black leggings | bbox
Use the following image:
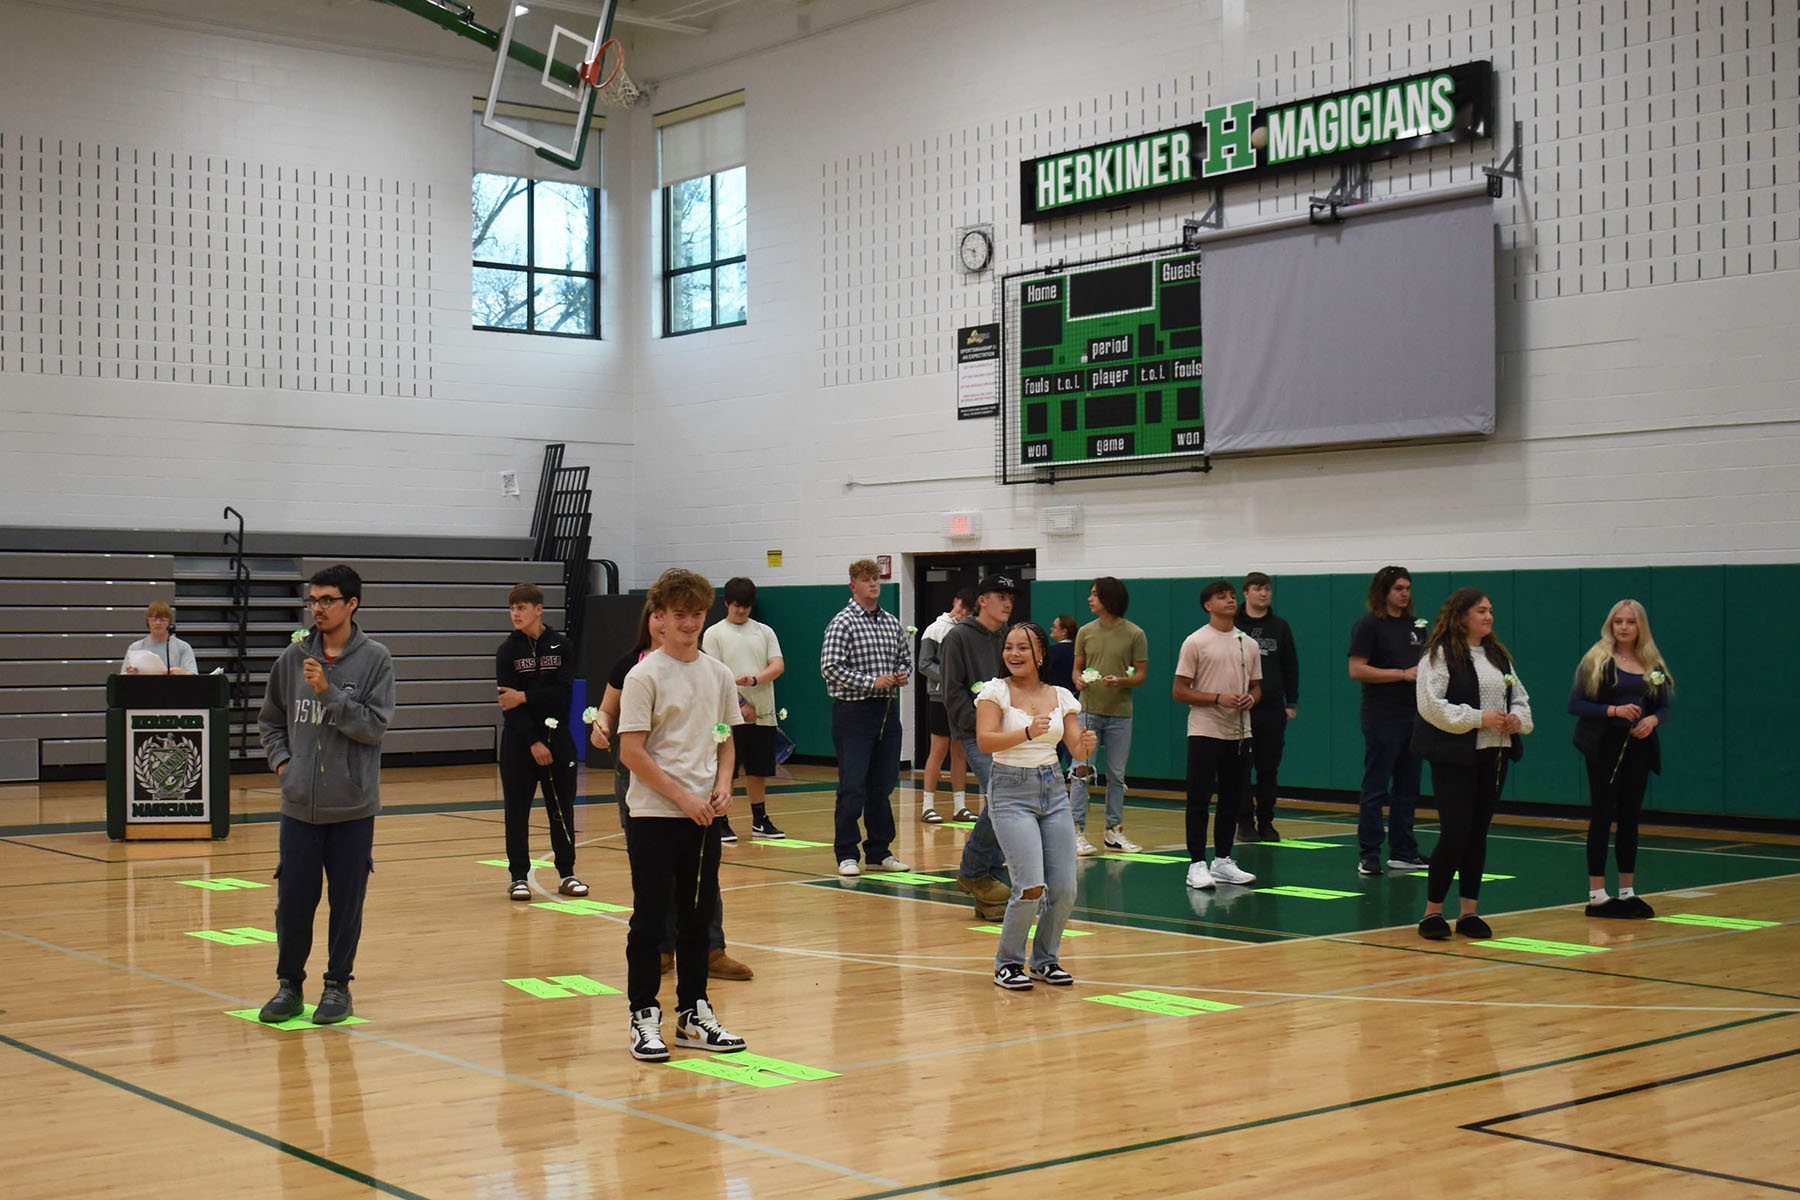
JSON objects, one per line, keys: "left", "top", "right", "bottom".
{"left": 1426, "top": 750, "right": 1505, "bottom": 904}
{"left": 1584, "top": 729, "right": 1651, "bottom": 876}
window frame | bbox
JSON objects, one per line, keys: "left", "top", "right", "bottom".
{"left": 662, "top": 165, "right": 747, "bottom": 337}
{"left": 471, "top": 174, "right": 601, "bottom": 339}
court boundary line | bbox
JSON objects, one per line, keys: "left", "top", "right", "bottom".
{"left": 1461, "top": 1044, "right": 1800, "bottom": 1194}
{"left": 835, "top": 1012, "right": 1798, "bottom": 1199}
{"left": 0, "top": 1030, "right": 431, "bottom": 1199}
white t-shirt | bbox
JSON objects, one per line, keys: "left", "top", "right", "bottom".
{"left": 1174, "top": 624, "right": 1263, "bottom": 740}
{"left": 617, "top": 649, "right": 742, "bottom": 818}
{"left": 977, "top": 677, "right": 1082, "bottom": 767}
{"left": 123, "top": 635, "right": 197, "bottom": 675}
{"left": 701, "top": 617, "right": 783, "bottom": 725}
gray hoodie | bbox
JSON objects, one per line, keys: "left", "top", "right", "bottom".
{"left": 939, "top": 616, "right": 1006, "bottom": 740}
{"left": 258, "top": 623, "right": 396, "bottom": 824}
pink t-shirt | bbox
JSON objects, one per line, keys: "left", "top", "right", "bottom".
{"left": 1174, "top": 624, "right": 1263, "bottom": 740}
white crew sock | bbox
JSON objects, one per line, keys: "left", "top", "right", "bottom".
{"left": 1590, "top": 887, "right": 1611, "bottom": 904}
{"left": 923, "top": 793, "right": 939, "bottom": 812}
{"left": 1618, "top": 887, "right": 1636, "bottom": 899}
{"left": 953, "top": 790, "right": 967, "bottom": 810}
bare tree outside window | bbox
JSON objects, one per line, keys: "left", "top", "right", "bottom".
{"left": 472, "top": 172, "right": 599, "bottom": 337}
{"left": 664, "top": 165, "right": 746, "bottom": 335}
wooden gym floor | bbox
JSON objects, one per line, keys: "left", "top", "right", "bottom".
{"left": 2, "top": 764, "right": 1797, "bottom": 1198}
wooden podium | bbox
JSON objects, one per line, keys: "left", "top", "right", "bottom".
{"left": 105, "top": 674, "right": 232, "bottom": 840}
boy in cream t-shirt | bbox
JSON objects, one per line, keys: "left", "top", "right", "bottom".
{"left": 617, "top": 570, "right": 748, "bottom": 1062}
{"left": 1172, "top": 581, "right": 1262, "bottom": 890}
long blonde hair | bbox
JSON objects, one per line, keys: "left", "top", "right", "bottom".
{"left": 1577, "top": 599, "right": 1673, "bottom": 698}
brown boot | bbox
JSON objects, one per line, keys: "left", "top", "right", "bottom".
{"left": 975, "top": 900, "right": 1008, "bottom": 921}
{"left": 956, "top": 874, "right": 1012, "bottom": 906}
{"left": 659, "top": 952, "right": 674, "bottom": 974}
{"left": 708, "top": 948, "right": 754, "bottom": 981}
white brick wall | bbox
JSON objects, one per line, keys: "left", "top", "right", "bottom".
{"left": 0, "top": 0, "right": 1793, "bottom": 599}
{"left": 0, "top": 2, "right": 637, "bottom": 575}
{"left": 627, "top": 0, "right": 1799, "bottom": 591}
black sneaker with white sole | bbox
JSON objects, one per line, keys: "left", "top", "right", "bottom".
{"left": 675, "top": 998, "right": 747, "bottom": 1052}
{"left": 1358, "top": 856, "right": 1383, "bottom": 876}
{"left": 630, "top": 1006, "right": 669, "bottom": 1061}
{"left": 1029, "top": 963, "right": 1074, "bottom": 987}
{"left": 717, "top": 820, "right": 738, "bottom": 844}
{"left": 993, "top": 963, "right": 1033, "bottom": 990}
{"left": 750, "top": 818, "right": 786, "bottom": 839}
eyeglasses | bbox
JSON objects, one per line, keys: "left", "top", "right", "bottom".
{"left": 308, "top": 596, "right": 348, "bottom": 610}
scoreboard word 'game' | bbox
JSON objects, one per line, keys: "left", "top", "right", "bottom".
{"left": 1015, "top": 251, "right": 1204, "bottom": 467}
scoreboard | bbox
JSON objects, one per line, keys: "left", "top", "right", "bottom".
{"left": 1015, "top": 251, "right": 1204, "bottom": 466}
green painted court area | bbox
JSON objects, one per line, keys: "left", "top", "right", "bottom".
{"left": 811, "top": 811, "right": 1800, "bottom": 943}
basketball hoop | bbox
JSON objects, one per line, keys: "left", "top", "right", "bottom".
{"left": 578, "top": 39, "right": 623, "bottom": 92}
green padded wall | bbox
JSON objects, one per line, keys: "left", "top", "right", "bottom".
{"left": 746, "top": 566, "right": 1797, "bottom": 822}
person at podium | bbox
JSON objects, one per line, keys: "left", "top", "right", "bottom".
{"left": 121, "top": 601, "right": 197, "bottom": 675}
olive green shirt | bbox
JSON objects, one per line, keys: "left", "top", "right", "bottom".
{"left": 1073, "top": 617, "right": 1148, "bottom": 717}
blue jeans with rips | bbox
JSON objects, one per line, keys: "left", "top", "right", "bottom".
{"left": 987, "top": 762, "right": 1079, "bottom": 972}
{"left": 1068, "top": 712, "right": 1132, "bottom": 833}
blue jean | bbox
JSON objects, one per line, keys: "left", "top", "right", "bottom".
{"left": 957, "top": 735, "right": 1008, "bottom": 882}
{"left": 274, "top": 814, "right": 374, "bottom": 988}
{"left": 832, "top": 699, "right": 902, "bottom": 864}
{"left": 1068, "top": 713, "right": 1132, "bottom": 832}
{"left": 1359, "top": 715, "right": 1422, "bottom": 859}
{"left": 987, "top": 762, "right": 1078, "bottom": 972}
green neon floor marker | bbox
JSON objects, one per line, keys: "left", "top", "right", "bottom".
{"left": 178, "top": 877, "right": 268, "bottom": 890}
{"left": 1101, "top": 852, "right": 1187, "bottom": 864}
{"left": 1086, "top": 989, "right": 1239, "bottom": 1016}
{"left": 477, "top": 858, "right": 554, "bottom": 870}
{"left": 1256, "top": 885, "right": 1360, "bottom": 900}
{"left": 1264, "top": 840, "right": 1336, "bottom": 850}
{"left": 940, "top": 821, "right": 976, "bottom": 829}
{"left": 968, "top": 925, "right": 1093, "bottom": 937}
{"left": 545, "top": 974, "right": 619, "bottom": 995}
{"left": 1651, "top": 913, "right": 1780, "bottom": 931}
{"left": 503, "top": 975, "right": 621, "bottom": 998}
{"left": 751, "top": 838, "right": 832, "bottom": 848}
{"left": 665, "top": 1051, "right": 840, "bottom": 1088}
{"left": 532, "top": 898, "right": 630, "bottom": 914}
{"left": 187, "top": 927, "right": 277, "bottom": 946}
{"left": 865, "top": 871, "right": 956, "bottom": 885}
{"left": 1403, "top": 872, "right": 1513, "bottom": 882}
{"left": 1475, "top": 936, "right": 1609, "bottom": 957}
{"left": 225, "top": 1006, "right": 367, "bottom": 1030}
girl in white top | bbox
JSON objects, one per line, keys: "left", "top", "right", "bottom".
{"left": 974, "top": 622, "right": 1097, "bottom": 990}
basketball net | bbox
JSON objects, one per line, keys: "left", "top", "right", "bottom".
{"left": 580, "top": 40, "right": 647, "bottom": 110}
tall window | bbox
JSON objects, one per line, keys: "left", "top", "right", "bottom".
{"left": 471, "top": 106, "right": 602, "bottom": 338}
{"left": 657, "top": 92, "right": 747, "bottom": 336}
{"left": 664, "top": 166, "right": 746, "bottom": 335}
{"left": 472, "top": 175, "right": 598, "bottom": 336}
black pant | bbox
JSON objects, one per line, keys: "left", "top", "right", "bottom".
{"left": 831, "top": 698, "right": 901, "bottom": 864}
{"left": 615, "top": 766, "right": 725, "bottom": 952}
{"left": 1246, "top": 707, "right": 1288, "bottom": 827}
{"left": 626, "top": 816, "right": 721, "bottom": 1014}
{"left": 500, "top": 735, "right": 578, "bottom": 879}
{"left": 274, "top": 814, "right": 374, "bottom": 988}
{"left": 1584, "top": 730, "right": 1652, "bottom": 875}
{"left": 1426, "top": 751, "right": 1505, "bottom": 904}
{"left": 1185, "top": 736, "right": 1250, "bottom": 860}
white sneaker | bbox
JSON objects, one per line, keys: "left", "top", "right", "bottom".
{"left": 874, "top": 856, "right": 911, "bottom": 872}
{"left": 837, "top": 859, "right": 861, "bottom": 876}
{"left": 1209, "top": 855, "right": 1256, "bottom": 885}
{"left": 1186, "top": 861, "right": 1216, "bottom": 889}
{"left": 675, "top": 998, "right": 747, "bottom": 1053}
{"left": 1075, "top": 832, "right": 1099, "bottom": 856}
{"left": 628, "top": 1005, "right": 669, "bottom": 1061}
{"left": 1104, "top": 829, "right": 1143, "bottom": 853}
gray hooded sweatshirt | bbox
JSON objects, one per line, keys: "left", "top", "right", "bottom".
{"left": 258, "top": 623, "right": 396, "bottom": 824}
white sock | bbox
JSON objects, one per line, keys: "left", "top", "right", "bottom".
{"left": 924, "top": 793, "right": 939, "bottom": 812}
{"left": 1618, "top": 887, "right": 1636, "bottom": 899}
{"left": 954, "top": 790, "right": 967, "bottom": 810}
{"left": 1590, "top": 887, "right": 1611, "bottom": 904}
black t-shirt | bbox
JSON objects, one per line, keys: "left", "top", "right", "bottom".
{"left": 1347, "top": 612, "right": 1425, "bottom": 719}
{"left": 609, "top": 648, "right": 642, "bottom": 691}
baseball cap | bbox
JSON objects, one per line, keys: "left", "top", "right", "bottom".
{"left": 976, "top": 574, "right": 1019, "bottom": 595}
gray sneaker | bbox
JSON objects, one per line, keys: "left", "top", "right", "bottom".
{"left": 1387, "top": 852, "right": 1430, "bottom": 872}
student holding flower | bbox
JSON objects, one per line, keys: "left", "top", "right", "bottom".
{"left": 1171, "top": 581, "right": 1261, "bottom": 889}
{"left": 1346, "top": 565, "right": 1431, "bottom": 876}
{"left": 616, "top": 569, "right": 747, "bottom": 1060}
{"left": 1411, "top": 588, "right": 1532, "bottom": 941}
{"left": 1568, "top": 600, "right": 1672, "bottom": 919}
{"left": 496, "top": 582, "right": 586, "bottom": 901}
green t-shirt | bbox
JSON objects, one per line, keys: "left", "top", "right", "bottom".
{"left": 1073, "top": 617, "right": 1148, "bottom": 716}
